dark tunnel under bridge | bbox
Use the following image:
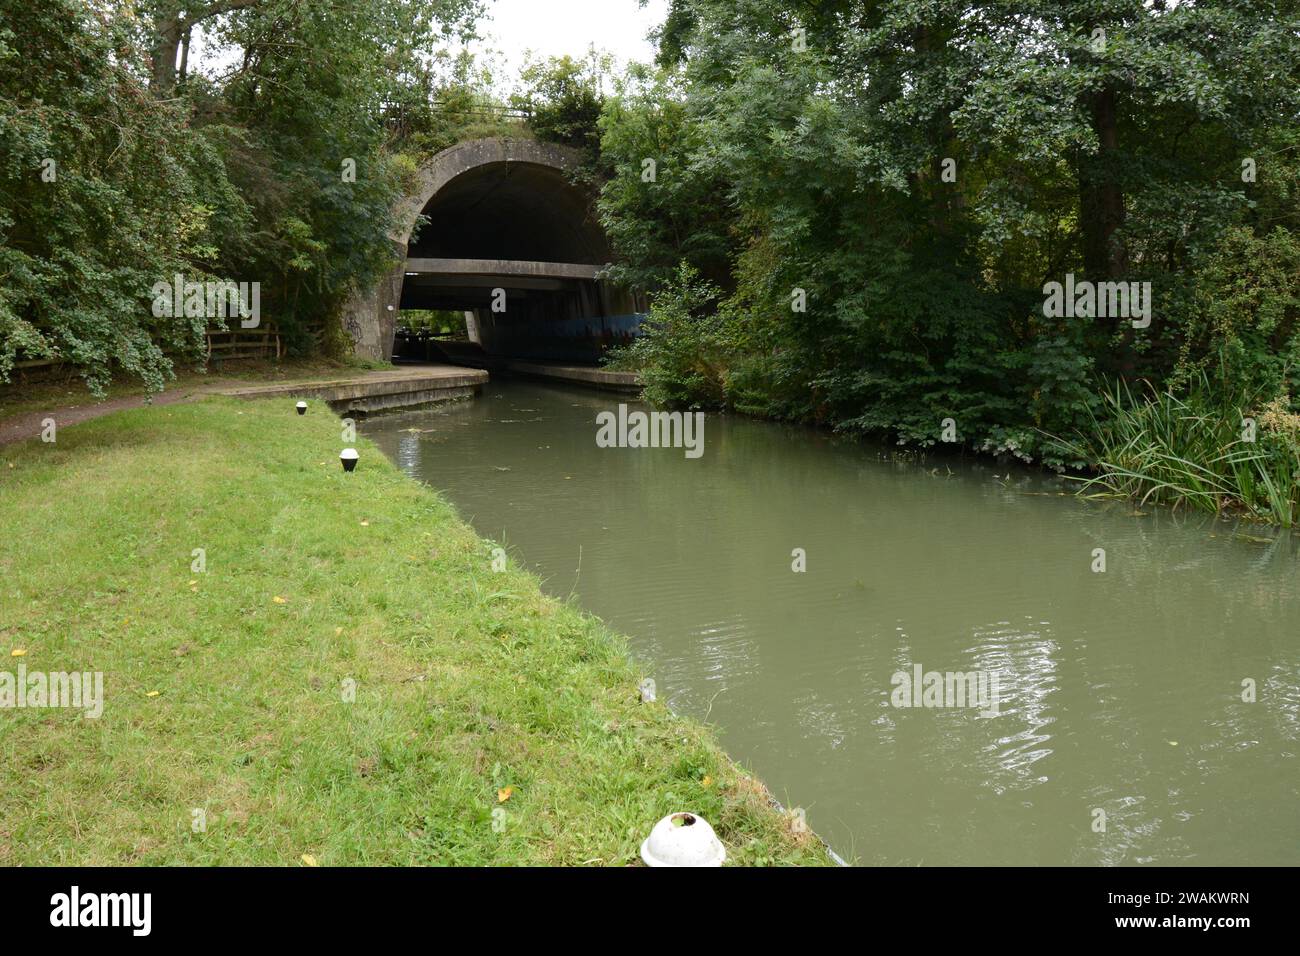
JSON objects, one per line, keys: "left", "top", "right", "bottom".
{"left": 341, "top": 138, "right": 645, "bottom": 366}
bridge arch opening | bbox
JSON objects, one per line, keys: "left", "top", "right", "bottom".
{"left": 340, "top": 138, "right": 642, "bottom": 364}
{"left": 406, "top": 160, "right": 608, "bottom": 264}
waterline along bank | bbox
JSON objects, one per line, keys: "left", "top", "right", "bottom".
{"left": 365, "top": 382, "right": 1300, "bottom": 867}
{"left": 0, "top": 398, "right": 828, "bottom": 866}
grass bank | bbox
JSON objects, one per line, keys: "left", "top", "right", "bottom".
{"left": 0, "top": 398, "right": 827, "bottom": 865}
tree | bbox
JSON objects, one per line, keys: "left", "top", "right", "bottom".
{"left": 601, "top": 0, "right": 1300, "bottom": 457}
{"left": 1, "top": 0, "right": 485, "bottom": 391}
{"left": 511, "top": 51, "right": 612, "bottom": 157}
{"left": 139, "top": 0, "right": 263, "bottom": 94}
{"left": 597, "top": 65, "right": 736, "bottom": 292}
{"left": 0, "top": 0, "right": 248, "bottom": 393}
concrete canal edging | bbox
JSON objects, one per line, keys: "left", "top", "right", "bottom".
{"left": 502, "top": 361, "right": 640, "bottom": 392}
{"left": 217, "top": 362, "right": 639, "bottom": 416}
{"left": 219, "top": 365, "right": 488, "bottom": 415}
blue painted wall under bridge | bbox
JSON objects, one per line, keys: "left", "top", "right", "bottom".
{"left": 474, "top": 310, "right": 646, "bottom": 364}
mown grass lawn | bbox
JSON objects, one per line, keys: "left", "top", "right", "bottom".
{"left": 0, "top": 398, "right": 827, "bottom": 866}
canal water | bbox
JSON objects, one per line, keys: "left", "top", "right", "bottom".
{"left": 365, "top": 381, "right": 1299, "bottom": 865}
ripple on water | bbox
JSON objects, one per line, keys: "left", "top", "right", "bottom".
{"left": 363, "top": 382, "right": 1300, "bottom": 866}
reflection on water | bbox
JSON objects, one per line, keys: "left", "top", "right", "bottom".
{"left": 365, "top": 381, "right": 1300, "bottom": 865}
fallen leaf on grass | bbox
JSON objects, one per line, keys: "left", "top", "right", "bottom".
{"left": 497, "top": 786, "right": 514, "bottom": 803}
{"left": 300, "top": 854, "right": 319, "bottom": 867}
{"left": 10, "top": 648, "right": 26, "bottom": 658}
{"left": 273, "top": 596, "right": 287, "bottom": 604}
{"left": 146, "top": 691, "right": 161, "bottom": 698}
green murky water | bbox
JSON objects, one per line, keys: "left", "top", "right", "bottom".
{"left": 365, "top": 381, "right": 1299, "bottom": 865}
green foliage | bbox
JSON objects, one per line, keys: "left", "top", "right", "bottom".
{"left": 1, "top": 0, "right": 484, "bottom": 393}
{"left": 209, "top": 0, "right": 480, "bottom": 356}
{"left": 388, "top": 59, "right": 527, "bottom": 158}
{"left": 400, "top": 309, "right": 464, "bottom": 335}
{"left": 596, "top": 66, "right": 736, "bottom": 291}
{"left": 605, "top": 263, "right": 730, "bottom": 408}
{"left": 1053, "top": 375, "right": 1300, "bottom": 527}
{"left": 601, "top": 0, "right": 1300, "bottom": 493}
{"left": 1173, "top": 225, "right": 1300, "bottom": 399}
{"left": 0, "top": 0, "right": 249, "bottom": 394}
{"left": 511, "top": 52, "right": 611, "bottom": 157}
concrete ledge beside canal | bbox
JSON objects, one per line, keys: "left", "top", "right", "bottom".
{"left": 502, "top": 361, "right": 640, "bottom": 392}
{"left": 219, "top": 364, "right": 489, "bottom": 414}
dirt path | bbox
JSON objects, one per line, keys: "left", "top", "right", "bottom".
{"left": 0, "top": 380, "right": 235, "bottom": 446}
{"left": 0, "top": 364, "right": 481, "bottom": 446}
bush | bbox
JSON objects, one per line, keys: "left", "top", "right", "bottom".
{"left": 1172, "top": 225, "right": 1300, "bottom": 400}
{"left": 604, "top": 264, "right": 730, "bottom": 409}
{"left": 1054, "top": 375, "right": 1300, "bottom": 527}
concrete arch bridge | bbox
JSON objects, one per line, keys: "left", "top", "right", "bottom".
{"left": 341, "top": 138, "right": 644, "bottom": 368}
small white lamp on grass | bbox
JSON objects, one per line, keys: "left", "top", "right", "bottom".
{"left": 340, "top": 448, "right": 359, "bottom": 473}
{"left": 296, "top": 401, "right": 307, "bottom": 416}
{"left": 640, "top": 812, "right": 726, "bottom": 867}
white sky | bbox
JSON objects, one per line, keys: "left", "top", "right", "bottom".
{"left": 473, "top": 0, "right": 667, "bottom": 67}
{"left": 191, "top": 0, "right": 667, "bottom": 92}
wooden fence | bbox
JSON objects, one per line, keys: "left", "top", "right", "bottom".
{"left": 6, "top": 325, "right": 282, "bottom": 384}
{"left": 205, "top": 325, "right": 282, "bottom": 363}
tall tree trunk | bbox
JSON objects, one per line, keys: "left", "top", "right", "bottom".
{"left": 149, "top": 1, "right": 261, "bottom": 95}
{"left": 179, "top": 27, "right": 192, "bottom": 84}
{"left": 150, "top": 14, "right": 183, "bottom": 93}
{"left": 915, "top": 24, "right": 962, "bottom": 235}
{"left": 1078, "top": 83, "right": 1134, "bottom": 375}
{"left": 1079, "top": 85, "right": 1127, "bottom": 281}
